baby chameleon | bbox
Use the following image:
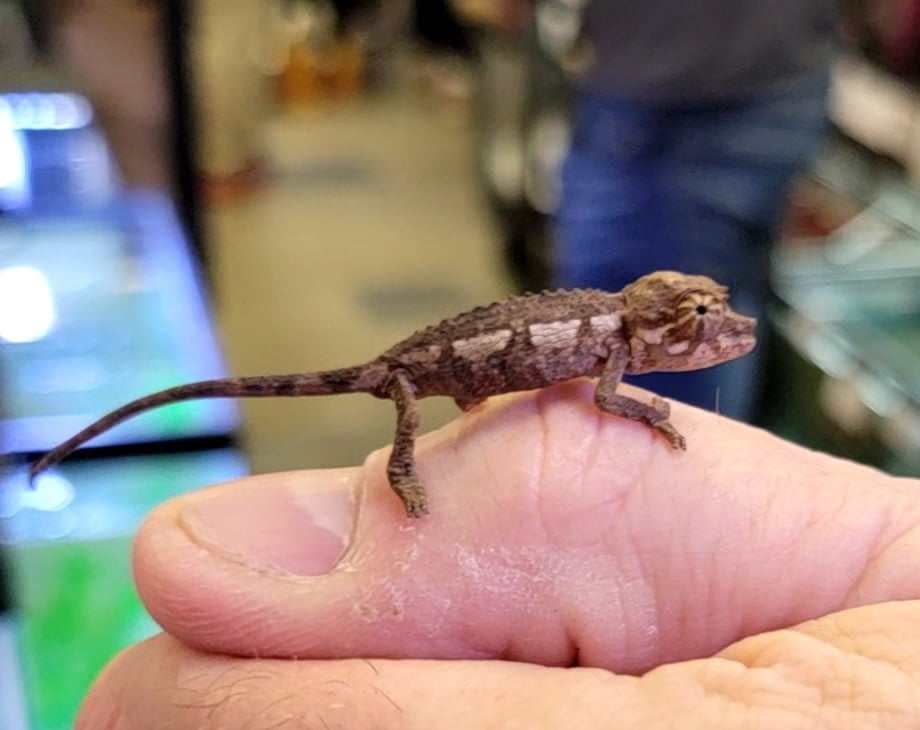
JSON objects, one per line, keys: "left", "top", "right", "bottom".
{"left": 31, "top": 270, "right": 757, "bottom": 517}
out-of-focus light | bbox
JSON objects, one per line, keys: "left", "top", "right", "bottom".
{"left": 0, "top": 266, "right": 57, "bottom": 343}
{"left": 0, "top": 98, "right": 29, "bottom": 209}
{"left": 0, "top": 471, "right": 75, "bottom": 519}
{"left": 1, "top": 92, "right": 93, "bottom": 130}
{"left": 53, "top": 93, "right": 93, "bottom": 129}
{"left": 20, "top": 472, "right": 75, "bottom": 513}
{"left": 34, "top": 94, "right": 54, "bottom": 129}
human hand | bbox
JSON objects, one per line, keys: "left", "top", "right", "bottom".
{"left": 78, "top": 382, "right": 920, "bottom": 728}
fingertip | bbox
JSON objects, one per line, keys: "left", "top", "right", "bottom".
{"left": 132, "top": 468, "right": 373, "bottom": 654}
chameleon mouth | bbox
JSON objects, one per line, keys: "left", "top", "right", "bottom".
{"left": 724, "top": 313, "right": 758, "bottom": 352}
{"left": 725, "top": 313, "right": 757, "bottom": 335}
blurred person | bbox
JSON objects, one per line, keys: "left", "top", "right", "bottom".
{"left": 412, "top": 0, "right": 477, "bottom": 98}
{"left": 47, "top": 0, "right": 172, "bottom": 192}
{"left": 190, "top": 0, "right": 274, "bottom": 203}
{"left": 3, "top": 2, "right": 36, "bottom": 69}
{"left": 413, "top": 0, "right": 475, "bottom": 58}
{"left": 461, "top": 0, "right": 837, "bottom": 422}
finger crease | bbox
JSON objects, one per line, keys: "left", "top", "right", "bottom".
{"left": 842, "top": 500, "right": 914, "bottom": 607}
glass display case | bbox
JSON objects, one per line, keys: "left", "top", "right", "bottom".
{"left": 1, "top": 449, "right": 246, "bottom": 730}
{"left": 764, "top": 136, "right": 920, "bottom": 475}
{"left": 0, "top": 3, "right": 249, "bottom": 728}
{"left": 0, "top": 195, "right": 238, "bottom": 454}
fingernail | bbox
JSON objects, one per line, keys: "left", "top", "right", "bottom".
{"left": 179, "top": 470, "right": 358, "bottom": 576}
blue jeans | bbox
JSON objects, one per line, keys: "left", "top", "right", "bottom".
{"left": 553, "top": 74, "right": 830, "bottom": 420}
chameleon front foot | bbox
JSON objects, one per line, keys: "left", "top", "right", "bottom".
{"left": 653, "top": 419, "right": 687, "bottom": 450}
{"left": 595, "top": 374, "right": 687, "bottom": 451}
{"left": 649, "top": 397, "right": 686, "bottom": 450}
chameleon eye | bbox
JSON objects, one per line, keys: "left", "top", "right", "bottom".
{"left": 695, "top": 304, "right": 708, "bottom": 316}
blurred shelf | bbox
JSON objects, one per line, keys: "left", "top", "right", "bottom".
{"left": 767, "top": 138, "right": 920, "bottom": 474}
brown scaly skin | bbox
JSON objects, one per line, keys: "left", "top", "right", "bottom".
{"left": 30, "top": 271, "right": 757, "bottom": 517}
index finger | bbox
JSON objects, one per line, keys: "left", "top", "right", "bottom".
{"left": 133, "top": 382, "right": 920, "bottom": 673}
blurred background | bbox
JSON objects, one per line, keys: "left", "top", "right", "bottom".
{"left": 1, "top": 1, "right": 920, "bottom": 727}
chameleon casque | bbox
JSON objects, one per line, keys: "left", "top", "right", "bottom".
{"left": 31, "top": 271, "right": 756, "bottom": 517}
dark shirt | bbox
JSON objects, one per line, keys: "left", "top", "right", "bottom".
{"left": 578, "top": 0, "right": 838, "bottom": 101}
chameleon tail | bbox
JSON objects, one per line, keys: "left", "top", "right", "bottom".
{"left": 29, "top": 366, "right": 379, "bottom": 484}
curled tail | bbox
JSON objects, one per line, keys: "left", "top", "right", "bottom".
{"left": 29, "top": 365, "right": 384, "bottom": 484}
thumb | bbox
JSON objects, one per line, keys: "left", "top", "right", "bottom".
{"left": 76, "top": 601, "right": 920, "bottom": 730}
{"left": 133, "top": 381, "right": 920, "bottom": 674}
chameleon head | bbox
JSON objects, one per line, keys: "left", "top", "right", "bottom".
{"left": 622, "top": 271, "right": 757, "bottom": 373}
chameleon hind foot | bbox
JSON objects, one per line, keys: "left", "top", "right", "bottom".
{"left": 387, "top": 369, "right": 427, "bottom": 517}
{"left": 389, "top": 477, "right": 429, "bottom": 518}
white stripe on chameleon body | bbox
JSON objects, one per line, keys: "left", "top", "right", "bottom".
{"left": 528, "top": 319, "right": 582, "bottom": 349}
{"left": 589, "top": 313, "right": 622, "bottom": 334}
{"left": 452, "top": 330, "right": 513, "bottom": 360}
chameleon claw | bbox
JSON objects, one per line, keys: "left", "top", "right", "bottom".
{"left": 655, "top": 421, "right": 687, "bottom": 450}
{"left": 392, "top": 480, "right": 429, "bottom": 518}
{"left": 648, "top": 397, "right": 684, "bottom": 449}
{"left": 403, "top": 493, "right": 429, "bottom": 518}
